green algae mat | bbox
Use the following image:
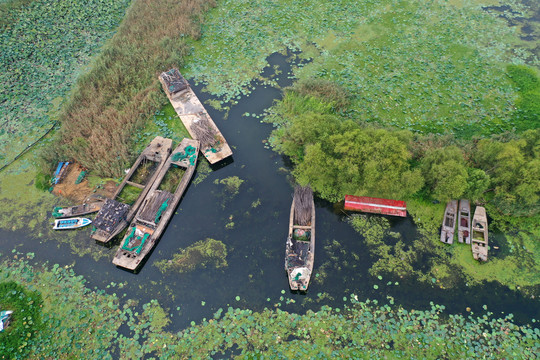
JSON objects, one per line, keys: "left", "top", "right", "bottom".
{"left": 186, "top": 0, "right": 538, "bottom": 137}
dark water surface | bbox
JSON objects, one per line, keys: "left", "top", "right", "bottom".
{"left": 0, "top": 53, "right": 538, "bottom": 332}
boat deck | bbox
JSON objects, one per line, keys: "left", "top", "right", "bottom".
{"left": 159, "top": 70, "right": 232, "bottom": 164}
{"left": 137, "top": 190, "right": 174, "bottom": 226}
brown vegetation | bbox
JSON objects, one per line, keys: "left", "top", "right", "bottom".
{"left": 52, "top": 164, "right": 115, "bottom": 203}
{"left": 48, "top": 0, "right": 216, "bottom": 177}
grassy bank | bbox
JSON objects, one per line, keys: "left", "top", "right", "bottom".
{"left": 1, "top": 256, "right": 538, "bottom": 359}
{"left": 48, "top": 0, "right": 216, "bottom": 177}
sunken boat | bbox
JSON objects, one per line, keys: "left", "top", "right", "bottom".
{"left": 440, "top": 200, "right": 457, "bottom": 244}
{"left": 457, "top": 199, "right": 471, "bottom": 244}
{"left": 158, "top": 69, "right": 232, "bottom": 164}
{"left": 471, "top": 206, "right": 488, "bottom": 262}
{"left": 113, "top": 138, "right": 200, "bottom": 271}
{"left": 285, "top": 185, "right": 315, "bottom": 291}
{"left": 91, "top": 136, "right": 173, "bottom": 243}
{"left": 53, "top": 217, "right": 92, "bottom": 230}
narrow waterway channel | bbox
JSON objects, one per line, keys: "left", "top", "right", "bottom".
{"left": 0, "top": 53, "right": 538, "bottom": 333}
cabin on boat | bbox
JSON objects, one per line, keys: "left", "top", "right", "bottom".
{"left": 344, "top": 195, "right": 407, "bottom": 217}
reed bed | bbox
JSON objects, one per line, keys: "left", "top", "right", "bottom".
{"left": 48, "top": 0, "right": 216, "bottom": 177}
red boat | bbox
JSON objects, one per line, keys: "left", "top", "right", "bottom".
{"left": 344, "top": 195, "right": 407, "bottom": 217}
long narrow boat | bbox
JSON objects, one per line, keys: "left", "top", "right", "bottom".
{"left": 471, "top": 206, "right": 488, "bottom": 262}
{"left": 91, "top": 137, "right": 173, "bottom": 243}
{"left": 457, "top": 199, "right": 471, "bottom": 244}
{"left": 113, "top": 138, "right": 200, "bottom": 271}
{"left": 158, "top": 69, "right": 232, "bottom": 164}
{"left": 53, "top": 217, "right": 92, "bottom": 230}
{"left": 285, "top": 185, "right": 315, "bottom": 291}
{"left": 53, "top": 201, "right": 104, "bottom": 218}
{"left": 440, "top": 200, "right": 458, "bottom": 244}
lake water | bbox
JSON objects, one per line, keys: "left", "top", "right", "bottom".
{"left": 0, "top": 53, "right": 537, "bottom": 333}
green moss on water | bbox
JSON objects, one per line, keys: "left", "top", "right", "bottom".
{"left": 0, "top": 281, "right": 43, "bottom": 359}
{"left": 154, "top": 238, "right": 228, "bottom": 274}
{"left": 214, "top": 176, "right": 244, "bottom": 196}
{"left": 187, "top": 0, "right": 534, "bottom": 137}
{"left": 1, "top": 256, "right": 538, "bottom": 359}
{"left": 137, "top": 103, "right": 192, "bottom": 148}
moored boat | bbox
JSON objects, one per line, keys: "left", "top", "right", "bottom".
{"left": 91, "top": 136, "right": 173, "bottom": 243}
{"left": 53, "top": 201, "right": 104, "bottom": 218}
{"left": 471, "top": 206, "right": 488, "bottom": 262}
{"left": 53, "top": 217, "right": 92, "bottom": 230}
{"left": 159, "top": 69, "right": 232, "bottom": 164}
{"left": 113, "top": 138, "right": 200, "bottom": 271}
{"left": 285, "top": 185, "right": 315, "bottom": 291}
{"left": 440, "top": 200, "right": 458, "bottom": 244}
{"left": 457, "top": 199, "right": 471, "bottom": 244}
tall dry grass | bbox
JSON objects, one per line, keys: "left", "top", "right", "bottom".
{"left": 50, "top": 0, "right": 216, "bottom": 176}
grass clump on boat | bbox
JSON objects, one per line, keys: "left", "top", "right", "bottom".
{"left": 158, "top": 166, "right": 186, "bottom": 193}
{"left": 117, "top": 185, "right": 143, "bottom": 206}
{"left": 154, "top": 238, "right": 228, "bottom": 273}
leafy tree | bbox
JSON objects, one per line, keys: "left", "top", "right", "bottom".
{"left": 463, "top": 168, "right": 490, "bottom": 202}
{"left": 475, "top": 138, "right": 539, "bottom": 216}
{"left": 420, "top": 146, "right": 468, "bottom": 202}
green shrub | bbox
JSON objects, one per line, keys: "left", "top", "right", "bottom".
{"left": 0, "top": 281, "right": 43, "bottom": 359}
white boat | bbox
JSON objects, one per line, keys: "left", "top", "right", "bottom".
{"left": 53, "top": 217, "right": 92, "bottom": 230}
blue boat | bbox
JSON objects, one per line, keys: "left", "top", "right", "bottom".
{"left": 53, "top": 217, "right": 92, "bottom": 230}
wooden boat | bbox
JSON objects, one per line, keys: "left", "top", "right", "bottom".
{"left": 440, "top": 200, "right": 458, "bottom": 244}
{"left": 91, "top": 136, "right": 173, "bottom": 243}
{"left": 113, "top": 138, "right": 200, "bottom": 271}
{"left": 53, "top": 217, "right": 92, "bottom": 230}
{"left": 285, "top": 185, "right": 315, "bottom": 291}
{"left": 159, "top": 69, "right": 232, "bottom": 164}
{"left": 471, "top": 206, "right": 488, "bottom": 262}
{"left": 457, "top": 199, "right": 471, "bottom": 244}
{"left": 53, "top": 201, "right": 104, "bottom": 218}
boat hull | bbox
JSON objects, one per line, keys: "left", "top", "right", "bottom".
{"left": 471, "top": 206, "right": 488, "bottom": 261}
{"left": 440, "top": 200, "right": 458, "bottom": 244}
{"left": 91, "top": 137, "right": 173, "bottom": 243}
{"left": 285, "top": 186, "right": 315, "bottom": 292}
{"left": 113, "top": 138, "right": 200, "bottom": 271}
{"left": 159, "top": 69, "right": 232, "bottom": 164}
{"left": 457, "top": 199, "right": 471, "bottom": 244}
